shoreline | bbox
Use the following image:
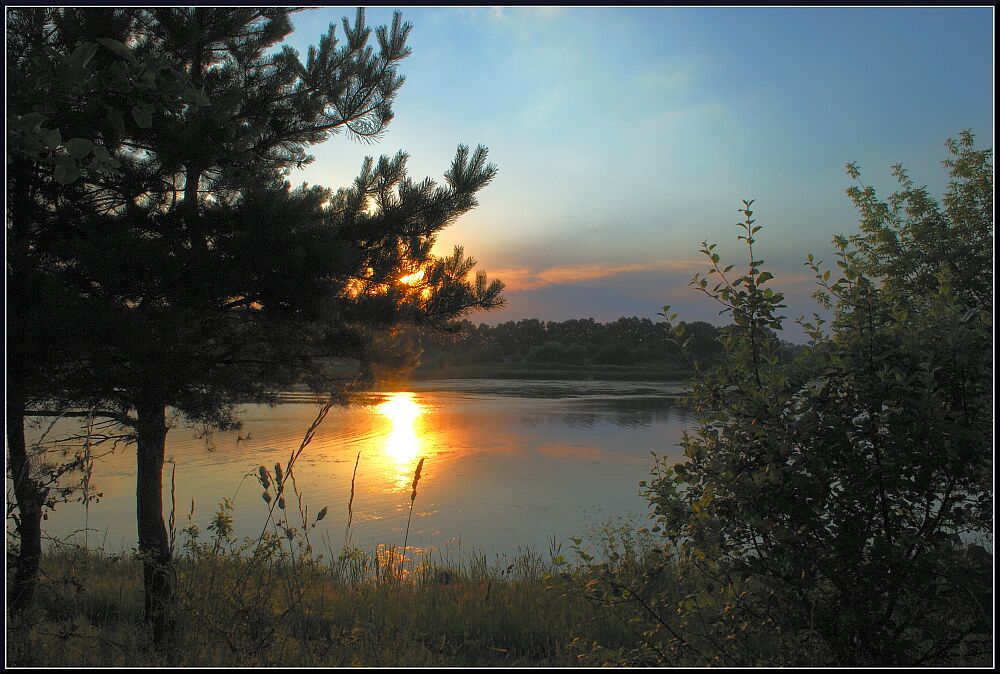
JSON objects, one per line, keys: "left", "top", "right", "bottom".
{"left": 405, "top": 364, "right": 694, "bottom": 383}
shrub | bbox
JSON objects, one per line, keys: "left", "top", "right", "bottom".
{"left": 581, "top": 133, "right": 993, "bottom": 666}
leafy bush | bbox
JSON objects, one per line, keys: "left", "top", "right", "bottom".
{"left": 579, "top": 133, "right": 993, "bottom": 666}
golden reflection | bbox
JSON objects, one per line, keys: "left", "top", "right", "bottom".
{"left": 376, "top": 393, "right": 424, "bottom": 471}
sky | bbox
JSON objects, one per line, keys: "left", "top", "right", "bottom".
{"left": 283, "top": 7, "right": 994, "bottom": 339}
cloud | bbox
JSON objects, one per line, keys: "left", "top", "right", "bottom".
{"left": 486, "top": 259, "right": 707, "bottom": 291}
{"left": 633, "top": 60, "right": 702, "bottom": 93}
{"left": 486, "top": 6, "right": 563, "bottom": 22}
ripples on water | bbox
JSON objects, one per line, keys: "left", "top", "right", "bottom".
{"left": 25, "top": 380, "right": 694, "bottom": 557}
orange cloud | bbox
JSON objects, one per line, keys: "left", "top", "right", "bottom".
{"left": 485, "top": 259, "right": 707, "bottom": 291}
{"left": 482, "top": 261, "right": 825, "bottom": 293}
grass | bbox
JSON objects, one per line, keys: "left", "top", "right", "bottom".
{"left": 7, "top": 507, "right": 993, "bottom": 667}
{"left": 5, "top": 538, "right": 639, "bottom": 667}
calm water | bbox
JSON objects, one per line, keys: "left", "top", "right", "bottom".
{"left": 27, "top": 380, "right": 693, "bottom": 558}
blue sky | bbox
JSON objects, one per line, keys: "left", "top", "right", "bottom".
{"left": 284, "top": 7, "right": 994, "bottom": 338}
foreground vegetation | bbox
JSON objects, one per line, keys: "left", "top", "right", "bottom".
{"left": 6, "top": 527, "right": 646, "bottom": 667}
{"left": 631, "top": 133, "right": 993, "bottom": 666}
{"left": 7, "top": 523, "right": 991, "bottom": 667}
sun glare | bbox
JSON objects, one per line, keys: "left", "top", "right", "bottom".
{"left": 399, "top": 269, "right": 425, "bottom": 285}
{"left": 376, "top": 392, "right": 424, "bottom": 466}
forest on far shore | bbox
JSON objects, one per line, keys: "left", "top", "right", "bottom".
{"left": 403, "top": 317, "right": 800, "bottom": 376}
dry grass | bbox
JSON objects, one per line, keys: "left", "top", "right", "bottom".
{"left": 6, "top": 535, "right": 636, "bottom": 667}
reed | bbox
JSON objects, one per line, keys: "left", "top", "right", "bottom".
{"left": 399, "top": 457, "right": 424, "bottom": 580}
{"left": 344, "top": 450, "right": 361, "bottom": 546}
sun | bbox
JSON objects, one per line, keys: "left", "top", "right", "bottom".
{"left": 399, "top": 269, "right": 425, "bottom": 286}
{"left": 376, "top": 393, "right": 424, "bottom": 465}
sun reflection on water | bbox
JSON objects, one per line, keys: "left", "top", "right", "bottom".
{"left": 376, "top": 393, "right": 425, "bottom": 487}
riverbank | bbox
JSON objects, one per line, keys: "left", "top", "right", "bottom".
{"left": 8, "top": 532, "right": 991, "bottom": 667}
{"left": 6, "top": 544, "right": 635, "bottom": 667}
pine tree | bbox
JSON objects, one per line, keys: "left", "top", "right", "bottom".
{"left": 7, "top": 7, "right": 504, "bottom": 639}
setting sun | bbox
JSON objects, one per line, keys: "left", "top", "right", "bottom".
{"left": 376, "top": 392, "right": 424, "bottom": 466}
{"left": 399, "top": 269, "right": 425, "bottom": 285}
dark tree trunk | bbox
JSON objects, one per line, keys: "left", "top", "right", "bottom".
{"left": 135, "top": 396, "right": 174, "bottom": 645}
{"left": 6, "top": 155, "right": 44, "bottom": 619}
{"left": 6, "top": 390, "right": 44, "bottom": 618}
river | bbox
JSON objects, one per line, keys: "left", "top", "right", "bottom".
{"left": 24, "top": 379, "right": 694, "bottom": 560}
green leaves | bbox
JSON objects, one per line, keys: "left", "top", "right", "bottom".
{"left": 106, "top": 108, "right": 126, "bottom": 132}
{"left": 96, "top": 37, "right": 135, "bottom": 63}
{"left": 642, "top": 136, "right": 993, "bottom": 664}
{"left": 91, "top": 144, "right": 110, "bottom": 164}
{"left": 39, "top": 135, "right": 117, "bottom": 184}
{"left": 64, "top": 137, "right": 94, "bottom": 159}
{"left": 41, "top": 127, "right": 62, "bottom": 150}
{"left": 53, "top": 156, "right": 80, "bottom": 185}
{"left": 131, "top": 103, "right": 153, "bottom": 128}
{"left": 14, "top": 112, "right": 48, "bottom": 133}
{"left": 66, "top": 41, "right": 99, "bottom": 70}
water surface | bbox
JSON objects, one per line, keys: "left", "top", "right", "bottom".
{"left": 27, "top": 380, "right": 693, "bottom": 558}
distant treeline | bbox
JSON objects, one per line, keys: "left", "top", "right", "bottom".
{"left": 408, "top": 317, "right": 769, "bottom": 371}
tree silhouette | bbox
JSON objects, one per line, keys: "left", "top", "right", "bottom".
{"left": 7, "top": 7, "right": 504, "bottom": 640}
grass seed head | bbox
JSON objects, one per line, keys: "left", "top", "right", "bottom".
{"left": 410, "top": 458, "right": 425, "bottom": 502}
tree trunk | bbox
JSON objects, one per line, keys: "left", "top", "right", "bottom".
{"left": 135, "top": 396, "right": 174, "bottom": 645}
{"left": 6, "top": 391, "right": 44, "bottom": 618}
{"left": 6, "top": 155, "right": 44, "bottom": 619}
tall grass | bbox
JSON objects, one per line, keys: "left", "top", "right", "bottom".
{"left": 399, "top": 457, "right": 424, "bottom": 580}
{"left": 6, "top": 527, "right": 643, "bottom": 666}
